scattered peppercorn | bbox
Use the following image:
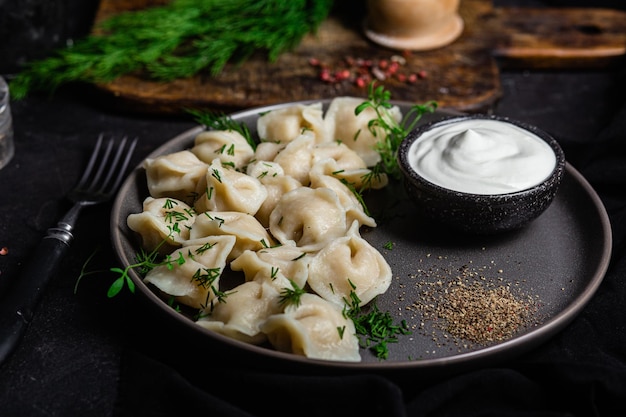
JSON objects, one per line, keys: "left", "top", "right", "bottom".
{"left": 309, "top": 54, "right": 426, "bottom": 88}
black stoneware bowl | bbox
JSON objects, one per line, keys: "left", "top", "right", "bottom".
{"left": 397, "top": 114, "right": 566, "bottom": 234}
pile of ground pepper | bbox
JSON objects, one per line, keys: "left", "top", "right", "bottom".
{"left": 408, "top": 262, "right": 539, "bottom": 349}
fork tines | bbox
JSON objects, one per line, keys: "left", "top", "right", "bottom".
{"left": 76, "top": 134, "right": 138, "bottom": 195}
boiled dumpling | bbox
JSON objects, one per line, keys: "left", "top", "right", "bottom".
{"left": 189, "top": 211, "right": 275, "bottom": 261}
{"left": 246, "top": 160, "right": 285, "bottom": 181}
{"left": 257, "top": 102, "right": 327, "bottom": 144}
{"left": 273, "top": 131, "right": 316, "bottom": 185}
{"left": 312, "top": 141, "right": 368, "bottom": 172}
{"left": 196, "top": 280, "right": 281, "bottom": 345}
{"left": 194, "top": 158, "right": 268, "bottom": 215}
{"left": 309, "top": 166, "right": 376, "bottom": 228}
{"left": 269, "top": 187, "right": 347, "bottom": 252}
{"left": 307, "top": 221, "right": 392, "bottom": 307}
{"left": 254, "top": 174, "right": 302, "bottom": 228}
{"left": 127, "top": 197, "right": 196, "bottom": 254}
{"left": 144, "top": 150, "right": 208, "bottom": 204}
{"left": 311, "top": 158, "right": 388, "bottom": 191}
{"left": 191, "top": 129, "right": 255, "bottom": 170}
{"left": 324, "top": 97, "right": 402, "bottom": 167}
{"left": 143, "top": 235, "right": 236, "bottom": 310}
{"left": 230, "top": 246, "right": 310, "bottom": 290}
{"left": 253, "top": 141, "right": 285, "bottom": 162}
{"left": 261, "top": 293, "right": 360, "bottom": 362}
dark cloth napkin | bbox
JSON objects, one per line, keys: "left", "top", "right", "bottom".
{"left": 114, "top": 71, "right": 626, "bottom": 416}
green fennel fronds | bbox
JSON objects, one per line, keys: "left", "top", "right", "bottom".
{"left": 9, "top": 0, "right": 334, "bottom": 99}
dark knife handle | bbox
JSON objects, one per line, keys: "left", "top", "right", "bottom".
{"left": 0, "top": 226, "right": 73, "bottom": 366}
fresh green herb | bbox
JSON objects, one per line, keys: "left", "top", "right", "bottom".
{"left": 205, "top": 286, "right": 231, "bottom": 312}
{"left": 74, "top": 249, "right": 102, "bottom": 295}
{"left": 195, "top": 241, "right": 217, "bottom": 254}
{"left": 107, "top": 246, "right": 165, "bottom": 297}
{"left": 279, "top": 279, "right": 306, "bottom": 307}
{"left": 355, "top": 82, "right": 437, "bottom": 187}
{"left": 383, "top": 241, "right": 394, "bottom": 250}
{"left": 9, "top": 0, "right": 334, "bottom": 99}
{"left": 291, "top": 252, "right": 306, "bottom": 261}
{"left": 189, "top": 109, "right": 258, "bottom": 150}
{"left": 192, "top": 267, "right": 221, "bottom": 289}
{"left": 211, "top": 168, "right": 223, "bottom": 183}
{"left": 339, "top": 178, "right": 370, "bottom": 217}
{"left": 343, "top": 286, "right": 411, "bottom": 360}
{"left": 270, "top": 266, "right": 280, "bottom": 280}
{"left": 337, "top": 326, "right": 346, "bottom": 339}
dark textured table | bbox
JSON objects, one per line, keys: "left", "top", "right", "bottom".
{"left": 1, "top": 2, "right": 626, "bottom": 417}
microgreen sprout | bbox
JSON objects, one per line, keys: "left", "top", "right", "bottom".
{"left": 356, "top": 82, "right": 437, "bottom": 188}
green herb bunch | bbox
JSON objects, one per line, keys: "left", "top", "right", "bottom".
{"left": 9, "top": 0, "right": 334, "bottom": 99}
{"left": 356, "top": 83, "right": 437, "bottom": 187}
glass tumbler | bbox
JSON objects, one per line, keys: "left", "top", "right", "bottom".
{"left": 0, "top": 76, "right": 14, "bottom": 170}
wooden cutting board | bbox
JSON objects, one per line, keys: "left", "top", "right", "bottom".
{"left": 92, "top": 0, "right": 626, "bottom": 114}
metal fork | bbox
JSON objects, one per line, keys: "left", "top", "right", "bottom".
{"left": 0, "top": 134, "right": 138, "bottom": 365}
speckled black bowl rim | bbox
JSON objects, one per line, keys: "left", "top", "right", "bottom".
{"left": 110, "top": 100, "right": 612, "bottom": 375}
{"left": 397, "top": 114, "right": 566, "bottom": 201}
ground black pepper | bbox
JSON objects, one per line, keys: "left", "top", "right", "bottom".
{"left": 406, "top": 259, "right": 539, "bottom": 349}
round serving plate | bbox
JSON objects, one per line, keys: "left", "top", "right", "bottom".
{"left": 110, "top": 100, "right": 612, "bottom": 374}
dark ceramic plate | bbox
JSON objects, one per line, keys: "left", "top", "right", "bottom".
{"left": 110, "top": 101, "right": 611, "bottom": 374}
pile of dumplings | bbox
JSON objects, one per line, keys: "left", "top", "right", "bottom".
{"left": 127, "top": 97, "right": 402, "bottom": 362}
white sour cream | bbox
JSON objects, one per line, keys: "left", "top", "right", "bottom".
{"left": 408, "top": 119, "right": 557, "bottom": 195}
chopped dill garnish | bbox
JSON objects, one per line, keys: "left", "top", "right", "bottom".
{"left": 279, "top": 279, "right": 306, "bottom": 307}
{"left": 343, "top": 288, "right": 411, "bottom": 360}
{"left": 188, "top": 109, "right": 257, "bottom": 150}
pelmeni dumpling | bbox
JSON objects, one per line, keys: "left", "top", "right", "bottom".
{"left": 189, "top": 211, "right": 274, "bottom": 261}
{"left": 261, "top": 293, "right": 360, "bottom": 362}
{"left": 309, "top": 168, "right": 376, "bottom": 228}
{"left": 127, "top": 197, "right": 196, "bottom": 254}
{"left": 196, "top": 280, "right": 281, "bottom": 345}
{"left": 269, "top": 187, "right": 347, "bottom": 252}
{"left": 253, "top": 141, "right": 285, "bottom": 162}
{"left": 307, "top": 221, "right": 392, "bottom": 307}
{"left": 191, "top": 129, "right": 255, "bottom": 170}
{"left": 273, "top": 131, "right": 316, "bottom": 185}
{"left": 194, "top": 159, "right": 268, "bottom": 215}
{"left": 144, "top": 150, "right": 208, "bottom": 204}
{"left": 246, "top": 160, "right": 284, "bottom": 181}
{"left": 324, "top": 97, "right": 402, "bottom": 167}
{"left": 257, "top": 102, "right": 327, "bottom": 144}
{"left": 312, "top": 141, "right": 368, "bottom": 172}
{"left": 230, "top": 246, "right": 310, "bottom": 290}
{"left": 254, "top": 174, "right": 302, "bottom": 228}
{"left": 143, "top": 235, "right": 236, "bottom": 310}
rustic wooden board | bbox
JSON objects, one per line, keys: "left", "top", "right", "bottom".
{"left": 91, "top": 0, "right": 626, "bottom": 114}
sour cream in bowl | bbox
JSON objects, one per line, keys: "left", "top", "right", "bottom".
{"left": 397, "top": 114, "right": 566, "bottom": 234}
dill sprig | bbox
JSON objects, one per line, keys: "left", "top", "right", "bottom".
{"left": 344, "top": 287, "right": 411, "bottom": 360}
{"left": 9, "top": 0, "right": 334, "bottom": 99}
{"left": 356, "top": 83, "right": 437, "bottom": 187}
{"left": 187, "top": 109, "right": 256, "bottom": 150}
{"left": 279, "top": 279, "right": 307, "bottom": 307}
